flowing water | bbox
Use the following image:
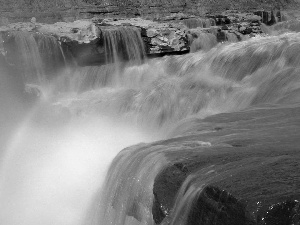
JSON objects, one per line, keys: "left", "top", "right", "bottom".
{"left": 0, "top": 26, "right": 300, "bottom": 225}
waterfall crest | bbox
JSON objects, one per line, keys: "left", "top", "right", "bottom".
{"left": 57, "top": 32, "right": 300, "bottom": 131}
{"left": 86, "top": 144, "right": 169, "bottom": 225}
{"left": 1, "top": 25, "right": 300, "bottom": 225}
{"left": 7, "top": 31, "right": 66, "bottom": 84}
{"left": 83, "top": 32, "right": 300, "bottom": 225}
{"left": 99, "top": 26, "right": 146, "bottom": 64}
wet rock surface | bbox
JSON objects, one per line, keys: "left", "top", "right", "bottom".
{"left": 180, "top": 186, "right": 255, "bottom": 225}
{"left": 0, "top": 18, "right": 190, "bottom": 64}
{"left": 0, "top": 0, "right": 298, "bottom": 25}
{"left": 259, "top": 200, "right": 300, "bottom": 225}
{"left": 153, "top": 163, "right": 190, "bottom": 224}
{"left": 100, "top": 18, "right": 189, "bottom": 54}
{"left": 1, "top": 7, "right": 283, "bottom": 65}
{"left": 1, "top": 9, "right": 282, "bottom": 66}
{"left": 151, "top": 105, "right": 300, "bottom": 224}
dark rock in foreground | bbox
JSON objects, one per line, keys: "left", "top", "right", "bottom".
{"left": 259, "top": 200, "right": 300, "bottom": 225}
{"left": 185, "top": 186, "right": 255, "bottom": 225}
{"left": 152, "top": 105, "right": 300, "bottom": 224}
{"left": 160, "top": 186, "right": 256, "bottom": 225}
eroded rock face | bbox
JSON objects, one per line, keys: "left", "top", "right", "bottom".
{"left": 0, "top": 20, "right": 102, "bottom": 66}
{"left": 0, "top": 11, "right": 271, "bottom": 66}
{"left": 100, "top": 18, "right": 189, "bottom": 54}
{"left": 151, "top": 105, "right": 300, "bottom": 224}
{"left": 0, "top": 18, "right": 191, "bottom": 65}
{"left": 0, "top": 0, "right": 296, "bottom": 25}
{"left": 182, "top": 186, "right": 255, "bottom": 225}
{"left": 0, "top": 20, "right": 99, "bottom": 43}
{"left": 0, "top": 0, "right": 201, "bottom": 24}
{"left": 153, "top": 163, "right": 190, "bottom": 224}
{"left": 259, "top": 200, "right": 300, "bottom": 225}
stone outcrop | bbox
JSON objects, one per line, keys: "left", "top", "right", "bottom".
{"left": 100, "top": 18, "right": 189, "bottom": 54}
{"left": 2, "top": 7, "right": 279, "bottom": 67}
{"left": 0, "top": 20, "right": 98, "bottom": 43}
{"left": 0, "top": 0, "right": 200, "bottom": 24}
{"left": 0, "top": 0, "right": 298, "bottom": 25}
{"left": 0, "top": 18, "right": 191, "bottom": 65}
{"left": 259, "top": 200, "right": 300, "bottom": 225}
{"left": 154, "top": 186, "right": 256, "bottom": 225}
{"left": 0, "top": 20, "right": 100, "bottom": 66}
{"left": 176, "top": 186, "right": 256, "bottom": 225}
{"left": 151, "top": 105, "right": 300, "bottom": 224}
{"left": 0, "top": 13, "right": 270, "bottom": 66}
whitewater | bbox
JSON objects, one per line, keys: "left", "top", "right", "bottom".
{"left": 0, "top": 26, "right": 300, "bottom": 225}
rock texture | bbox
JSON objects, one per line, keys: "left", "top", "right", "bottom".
{"left": 151, "top": 105, "right": 300, "bottom": 224}
{"left": 2, "top": 6, "right": 284, "bottom": 67}
{"left": 0, "top": 18, "right": 190, "bottom": 65}
{"left": 260, "top": 200, "right": 300, "bottom": 225}
{"left": 100, "top": 18, "right": 189, "bottom": 54}
{"left": 0, "top": 0, "right": 299, "bottom": 24}
{"left": 1, "top": 8, "right": 274, "bottom": 65}
{"left": 179, "top": 186, "right": 255, "bottom": 225}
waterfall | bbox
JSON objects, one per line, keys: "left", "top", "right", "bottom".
{"left": 86, "top": 144, "right": 169, "bottom": 225}
{"left": 59, "top": 33, "right": 300, "bottom": 129}
{"left": 7, "top": 31, "right": 66, "bottom": 85}
{"left": 86, "top": 32, "right": 300, "bottom": 224}
{"left": 0, "top": 26, "right": 151, "bottom": 225}
{"left": 1, "top": 24, "right": 300, "bottom": 225}
{"left": 99, "top": 26, "right": 146, "bottom": 64}
{"left": 188, "top": 31, "right": 218, "bottom": 52}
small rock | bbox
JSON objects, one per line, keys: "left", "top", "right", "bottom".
{"left": 147, "top": 29, "right": 158, "bottom": 38}
{"left": 260, "top": 200, "right": 300, "bottom": 225}
{"left": 197, "top": 141, "right": 211, "bottom": 147}
{"left": 121, "top": 23, "right": 132, "bottom": 26}
{"left": 31, "top": 17, "right": 36, "bottom": 23}
{"left": 181, "top": 186, "right": 256, "bottom": 225}
{"left": 222, "top": 25, "right": 229, "bottom": 30}
{"left": 71, "top": 28, "right": 79, "bottom": 33}
{"left": 217, "top": 29, "right": 227, "bottom": 42}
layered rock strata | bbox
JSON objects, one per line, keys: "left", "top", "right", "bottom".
{"left": 0, "top": 0, "right": 297, "bottom": 25}
{"left": 0, "top": 10, "right": 271, "bottom": 66}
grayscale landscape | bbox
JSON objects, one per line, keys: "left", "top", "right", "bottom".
{"left": 0, "top": 1, "right": 300, "bottom": 225}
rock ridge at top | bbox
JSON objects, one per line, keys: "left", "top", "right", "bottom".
{"left": 0, "top": 0, "right": 299, "bottom": 25}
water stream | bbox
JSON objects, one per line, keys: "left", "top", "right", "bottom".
{"left": 0, "top": 27, "right": 300, "bottom": 225}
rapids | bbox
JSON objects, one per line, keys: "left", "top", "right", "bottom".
{"left": 0, "top": 25, "right": 300, "bottom": 225}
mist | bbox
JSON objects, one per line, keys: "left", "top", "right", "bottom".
{"left": 0, "top": 97, "right": 154, "bottom": 225}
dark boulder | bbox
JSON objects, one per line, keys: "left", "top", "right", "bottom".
{"left": 151, "top": 105, "right": 300, "bottom": 224}
{"left": 216, "top": 29, "right": 227, "bottom": 42}
{"left": 153, "top": 163, "right": 190, "bottom": 224}
{"left": 185, "top": 186, "right": 256, "bottom": 225}
{"left": 259, "top": 200, "right": 300, "bottom": 225}
{"left": 254, "top": 11, "right": 269, "bottom": 24}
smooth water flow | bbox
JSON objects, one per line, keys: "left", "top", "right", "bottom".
{"left": 0, "top": 29, "right": 155, "bottom": 225}
{"left": 0, "top": 109, "right": 154, "bottom": 225}
{"left": 1, "top": 27, "right": 300, "bottom": 225}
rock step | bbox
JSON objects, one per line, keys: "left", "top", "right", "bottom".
{"left": 0, "top": 11, "right": 272, "bottom": 66}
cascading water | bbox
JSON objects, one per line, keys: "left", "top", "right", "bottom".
{"left": 65, "top": 33, "right": 300, "bottom": 130}
{"left": 6, "top": 31, "right": 66, "bottom": 85}
{"left": 83, "top": 32, "right": 300, "bottom": 225}
{"left": 99, "top": 26, "right": 146, "bottom": 64}
{"left": 188, "top": 31, "right": 218, "bottom": 52}
{"left": 1, "top": 24, "right": 300, "bottom": 225}
{"left": 0, "top": 27, "right": 154, "bottom": 225}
